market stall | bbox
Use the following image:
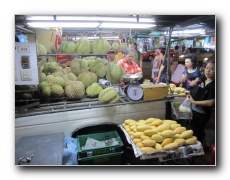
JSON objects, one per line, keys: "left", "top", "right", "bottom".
{"left": 15, "top": 15, "right": 215, "bottom": 166}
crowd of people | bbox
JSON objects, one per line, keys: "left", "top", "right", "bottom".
{"left": 114, "top": 43, "right": 215, "bottom": 152}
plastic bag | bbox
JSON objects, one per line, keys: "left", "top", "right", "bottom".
{"left": 179, "top": 98, "right": 191, "bottom": 113}
{"left": 62, "top": 137, "right": 78, "bottom": 165}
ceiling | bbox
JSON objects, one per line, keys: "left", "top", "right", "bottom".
{"left": 15, "top": 15, "right": 215, "bottom": 40}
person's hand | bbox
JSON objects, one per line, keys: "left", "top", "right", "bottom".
{"left": 187, "top": 95, "right": 194, "bottom": 103}
{"left": 156, "top": 77, "right": 159, "bottom": 84}
{"left": 194, "top": 77, "right": 200, "bottom": 83}
{"left": 179, "top": 83, "right": 183, "bottom": 87}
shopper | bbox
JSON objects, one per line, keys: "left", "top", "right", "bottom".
{"left": 186, "top": 47, "right": 192, "bottom": 53}
{"left": 149, "top": 55, "right": 154, "bottom": 67}
{"left": 179, "top": 53, "right": 202, "bottom": 94}
{"left": 117, "top": 47, "right": 142, "bottom": 75}
{"left": 170, "top": 45, "right": 179, "bottom": 76}
{"left": 182, "top": 45, "right": 186, "bottom": 52}
{"left": 131, "top": 42, "right": 143, "bottom": 69}
{"left": 187, "top": 59, "right": 215, "bottom": 150}
{"left": 151, "top": 49, "right": 162, "bottom": 84}
{"left": 155, "top": 54, "right": 171, "bottom": 84}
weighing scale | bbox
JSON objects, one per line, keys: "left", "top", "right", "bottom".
{"left": 123, "top": 74, "right": 143, "bottom": 101}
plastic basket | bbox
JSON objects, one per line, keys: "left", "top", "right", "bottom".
{"left": 78, "top": 151, "right": 123, "bottom": 165}
{"left": 77, "top": 131, "right": 123, "bottom": 159}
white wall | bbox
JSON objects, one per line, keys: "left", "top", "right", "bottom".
{"left": 15, "top": 100, "right": 166, "bottom": 142}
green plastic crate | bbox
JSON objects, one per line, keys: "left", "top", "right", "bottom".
{"left": 78, "top": 151, "right": 123, "bottom": 165}
{"left": 77, "top": 131, "right": 123, "bottom": 159}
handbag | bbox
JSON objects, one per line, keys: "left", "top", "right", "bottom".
{"left": 190, "top": 83, "right": 207, "bottom": 101}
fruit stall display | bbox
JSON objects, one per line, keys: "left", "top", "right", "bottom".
{"left": 121, "top": 118, "right": 198, "bottom": 153}
{"left": 16, "top": 36, "right": 188, "bottom": 109}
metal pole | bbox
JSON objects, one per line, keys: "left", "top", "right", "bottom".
{"left": 165, "top": 26, "right": 174, "bottom": 85}
{"left": 164, "top": 26, "right": 174, "bottom": 119}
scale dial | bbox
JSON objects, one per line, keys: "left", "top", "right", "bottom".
{"left": 126, "top": 84, "right": 143, "bottom": 101}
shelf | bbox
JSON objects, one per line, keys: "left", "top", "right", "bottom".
{"left": 38, "top": 53, "right": 109, "bottom": 57}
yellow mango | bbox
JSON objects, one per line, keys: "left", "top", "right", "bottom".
{"left": 174, "top": 127, "right": 186, "bottom": 134}
{"left": 129, "top": 125, "right": 136, "bottom": 131}
{"left": 151, "top": 134, "right": 164, "bottom": 143}
{"left": 155, "top": 143, "right": 163, "bottom": 150}
{"left": 142, "top": 139, "right": 156, "bottom": 147}
{"left": 140, "top": 135, "right": 151, "bottom": 140}
{"left": 138, "top": 119, "right": 146, "bottom": 123}
{"left": 144, "top": 129, "right": 157, "bottom": 136}
{"left": 171, "top": 124, "right": 181, "bottom": 130}
{"left": 161, "top": 138, "right": 173, "bottom": 147}
{"left": 151, "top": 119, "right": 163, "bottom": 126}
{"left": 128, "top": 131, "right": 134, "bottom": 135}
{"left": 146, "top": 118, "right": 155, "bottom": 124}
{"left": 122, "top": 123, "right": 126, "bottom": 127}
{"left": 125, "top": 127, "right": 131, "bottom": 132}
{"left": 124, "top": 119, "right": 136, "bottom": 125}
{"left": 136, "top": 142, "right": 144, "bottom": 148}
{"left": 163, "top": 120, "right": 177, "bottom": 124}
{"left": 137, "top": 125, "right": 152, "bottom": 132}
{"left": 173, "top": 138, "right": 186, "bottom": 146}
{"left": 133, "top": 138, "right": 142, "bottom": 144}
{"left": 156, "top": 124, "right": 171, "bottom": 132}
{"left": 133, "top": 132, "right": 144, "bottom": 138}
{"left": 163, "top": 142, "right": 179, "bottom": 150}
{"left": 185, "top": 136, "right": 197, "bottom": 145}
{"left": 180, "top": 130, "right": 193, "bottom": 139}
{"left": 140, "top": 147, "right": 155, "bottom": 153}
{"left": 160, "top": 130, "right": 176, "bottom": 138}
{"left": 173, "top": 134, "right": 181, "bottom": 139}
{"left": 129, "top": 122, "right": 137, "bottom": 126}
{"left": 136, "top": 122, "right": 146, "bottom": 126}
{"left": 169, "top": 83, "right": 176, "bottom": 88}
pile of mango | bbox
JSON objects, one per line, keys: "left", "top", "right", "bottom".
{"left": 122, "top": 118, "right": 197, "bottom": 153}
{"left": 168, "top": 83, "right": 190, "bottom": 96}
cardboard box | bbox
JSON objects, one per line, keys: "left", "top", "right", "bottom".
{"left": 141, "top": 84, "right": 168, "bottom": 101}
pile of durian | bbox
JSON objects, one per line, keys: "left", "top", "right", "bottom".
{"left": 37, "top": 57, "right": 124, "bottom": 104}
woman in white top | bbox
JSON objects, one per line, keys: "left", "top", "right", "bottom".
{"left": 151, "top": 49, "right": 162, "bottom": 83}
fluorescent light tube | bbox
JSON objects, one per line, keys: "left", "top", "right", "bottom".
{"left": 164, "top": 29, "right": 205, "bottom": 35}
{"left": 56, "top": 16, "right": 155, "bottom": 22}
{"left": 100, "top": 22, "right": 155, "bottom": 28}
{"left": 183, "top": 29, "right": 203, "bottom": 34}
{"left": 139, "top": 18, "right": 155, "bottom": 23}
{"left": 26, "top": 16, "right": 54, "bottom": 20}
{"left": 27, "top": 22, "right": 100, "bottom": 28}
{"left": 75, "top": 36, "right": 119, "bottom": 40}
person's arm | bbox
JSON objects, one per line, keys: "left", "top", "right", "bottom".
{"left": 139, "top": 54, "right": 143, "bottom": 69}
{"left": 187, "top": 95, "right": 215, "bottom": 107}
{"left": 153, "top": 58, "right": 160, "bottom": 69}
{"left": 156, "top": 64, "right": 165, "bottom": 84}
{"left": 179, "top": 74, "right": 186, "bottom": 87}
{"left": 155, "top": 58, "right": 161, "bottom": 69}
{"left": 190, "top": 77, "right": 200, "bottom": 87}
{"left": 134, "top": 62, "right": 143, "bottom": 75}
